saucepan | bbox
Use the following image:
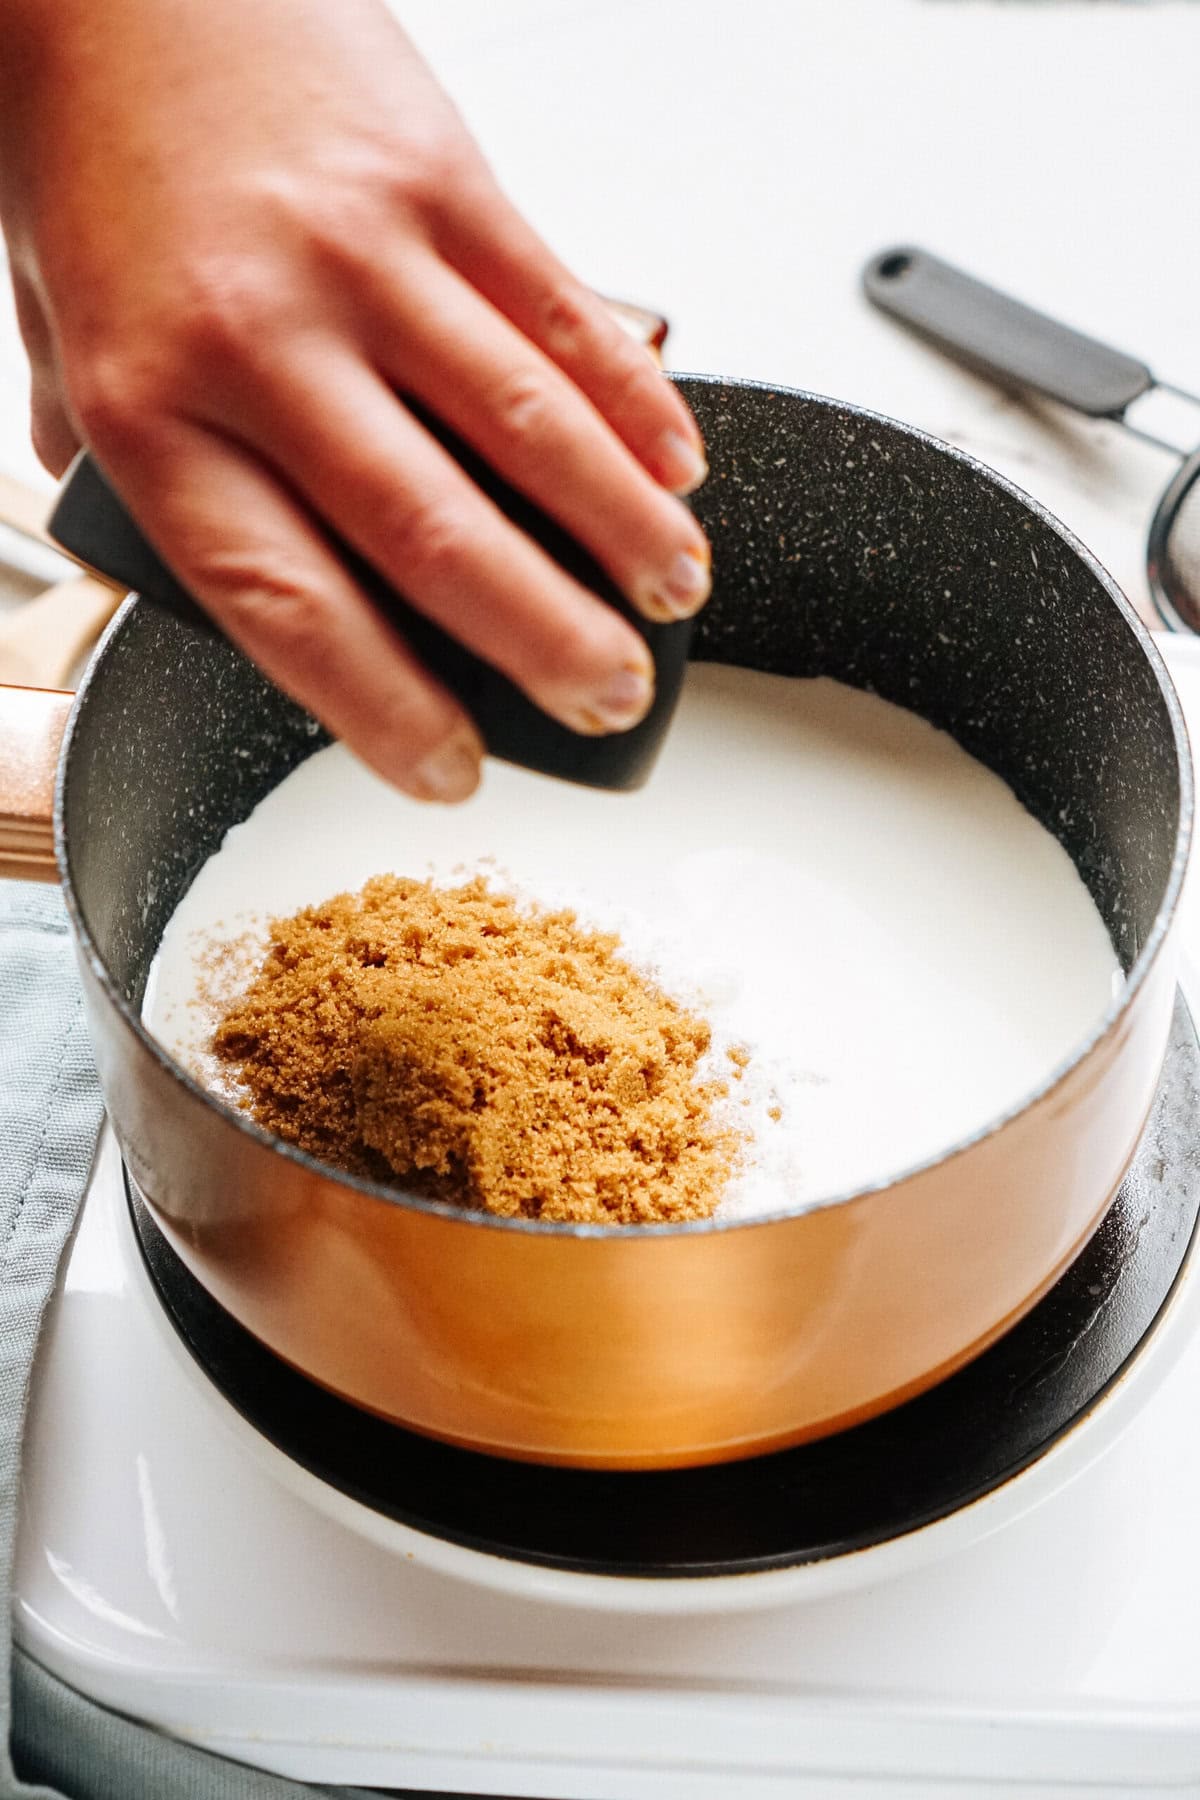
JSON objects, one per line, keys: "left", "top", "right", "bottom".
{"left": 0, "top": 374, "right": 1190, "bottom": 1469}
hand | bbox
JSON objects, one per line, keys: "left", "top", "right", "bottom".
{"left": 0, "top": 0, "right": 710, "bottom": 799}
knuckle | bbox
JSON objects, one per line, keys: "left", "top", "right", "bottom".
{"left": 384, "top": 495, "right": 471, "bottom": 588}
{"left": 175, "top": 257, "right": 280, "bottom": 361}
{"left": 376, "top": 682, "right": 459, "bottom": 758}
{"left": 491, "top": 368, "right": 556, "bottom": 451}
{"left": 302, "top": 199, "right": 375, "bottom": 279}
{"left": 385, "top": 127, "right": 475, "bottom": 216}
{"left": 603, "top": 345, "right": 664, "bottom": 420}
{"left": 202, "top": 554, "right": 331, "bottom": 671}
{"left": 286, "top": 156, "right": 397, "bottom": 270}
{"left": 69, "top": 354, "right": 166, "bottom": 457}
{"left": 64, "top": 255, "right": 285, "bottom": 447}
{"left": 537, "top": 609, "right": 609, "bottom": 689}
{"left": 536, "top": 285, "right": 591, "bottom": 361}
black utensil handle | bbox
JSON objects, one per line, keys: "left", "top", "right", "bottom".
{"left": 47, "top": 441, "right": 693, "bottom": 792}
{"left": 862, "top": 246, "right": 1153, "bottom": 419}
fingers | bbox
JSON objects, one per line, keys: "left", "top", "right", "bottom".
{"left": 362, "top": 254, "right": 710, "bottom": 624}
{"left": 432, "top": 177, "right": 708, "bottom": 495}
{"left": 230, "top": 348, "right": 659, "bottom": 735}
{"left": 106, "top": 423, "right": 484, "bottom": 801}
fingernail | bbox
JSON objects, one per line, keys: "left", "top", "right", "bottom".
{"left": 408, "top": 729, "right": 482, "bottom": 803}
{"left": 645, "top": 546, "right": 711, "bottom": 621}
{"left": 573, "top": 659, "right": 656, "bottom": 734}
{"left": 656, "top": 429, "right": 709, "bottom": 495}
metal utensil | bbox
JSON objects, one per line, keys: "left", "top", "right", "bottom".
{"left": 863, "top": 245, "right": 1200, "bottom": 634}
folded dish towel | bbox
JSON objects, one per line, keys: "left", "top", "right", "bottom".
{"left": 0, "top": 882, "right": 370, "bottom": 1800}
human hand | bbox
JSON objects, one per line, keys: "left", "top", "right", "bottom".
{"left": 0, "top": 0, "right": 710, "bottom": 799}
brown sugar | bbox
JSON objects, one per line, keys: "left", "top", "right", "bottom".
{"left": 211, "top": 875, "right": 742, "bottom": 1224}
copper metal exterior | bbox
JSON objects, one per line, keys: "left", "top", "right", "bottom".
{"left": 5, "top": 378, "right": 1192, "bottom": 1469}
{"left": 0, "top": 684, "right": 70, "bottom": 880}
{"left": 94, "top": 929, "right": 1177, "bottom": 1468}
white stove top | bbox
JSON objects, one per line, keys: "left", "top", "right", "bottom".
{"left": 12, "top": 635, "right": 1200, "bottom": 1800}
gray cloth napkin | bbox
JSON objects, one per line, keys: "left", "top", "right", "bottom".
{"left": 0, "top": 882, "right": 381, "bottom": 1800}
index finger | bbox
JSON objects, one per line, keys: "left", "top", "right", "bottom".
{"left": 432, "top": 176, "right": 709, "bottom": 497}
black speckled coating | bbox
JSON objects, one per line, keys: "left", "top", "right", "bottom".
{"left": 63, "top": 378, "right": 1185, "bottom": 1013}
{"left": 62, "top": 599, "right": 328, "bottom": 1003}
{"left": 127, "top": 992, "right": 1200, "bottom": 1575}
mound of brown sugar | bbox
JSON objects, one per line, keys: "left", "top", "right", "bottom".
{"left": 211, "top": 875, "right": 741, "bottom": 1224}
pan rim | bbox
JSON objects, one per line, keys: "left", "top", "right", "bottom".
{"left": 55, "top": 376, "right": 1195, "bottom": 1240}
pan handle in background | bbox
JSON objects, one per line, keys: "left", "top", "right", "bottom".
{"left": 0, "top": 470, "right": 64, "bottom": 550}
{"left": 0, "top": 471, "right": 123, "bottom": 882}
{"left": 0, "top": 685, "right": 69, "bottom": 882}
{"left": 862, "top": 246, "right": 1153, "bottom": 419}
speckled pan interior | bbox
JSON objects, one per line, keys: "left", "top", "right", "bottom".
{"left": 60, "top": 377, "right": 1187, "bottom": 1013}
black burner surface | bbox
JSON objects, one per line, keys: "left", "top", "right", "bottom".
{"left": 129, "top": 994, "right": 1200, "bottom": 1579}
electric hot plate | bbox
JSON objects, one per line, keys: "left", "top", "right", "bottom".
{"left": 128, "top": 992, "right": 1200, "bottom": 1581}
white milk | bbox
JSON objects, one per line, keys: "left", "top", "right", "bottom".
{"left": 143, "top": 668, "right": 1121, "bottom": 1220}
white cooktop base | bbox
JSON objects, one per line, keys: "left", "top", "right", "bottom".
{"left": 13, "top": 1115, "right": 1200, "bottom": 1797}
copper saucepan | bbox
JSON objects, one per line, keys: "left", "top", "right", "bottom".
{"left": 0, "top": 375, "right": 1190, "bottom": 1469}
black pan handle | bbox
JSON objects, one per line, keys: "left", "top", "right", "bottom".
{"left": 862, "top": 246, "right": 1153, "bottom": 419}
{"left": 47, "top": 436, "right": 694, "bottom": 793}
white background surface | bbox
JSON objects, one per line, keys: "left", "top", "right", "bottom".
{"left": 3, "top": 0, "right": 1200, "bottom": 627}
{"left": 395, "top": 0, "right": 1200, "bottom": 625}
